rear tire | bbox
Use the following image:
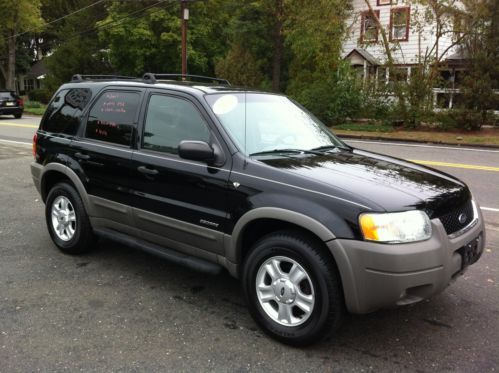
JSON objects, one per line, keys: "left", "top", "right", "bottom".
{"left": 45, "top": 182, "right": 96, "bottom": 254}
{"left": 14, "top": 113, "right": 22, "bottom": 119}
{"left": 242, "top": 230, "right": 344, "bottom": 346}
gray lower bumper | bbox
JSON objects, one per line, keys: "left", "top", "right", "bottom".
{"left": 328, "top": 206, "right": 486, "bottom": 314}
{"left": 30, "top": 162, "right": 43, "bottom": 196}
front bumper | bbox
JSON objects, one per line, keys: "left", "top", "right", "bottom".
{"left": 328, "top": 204, "right": 486, "bottom": 314}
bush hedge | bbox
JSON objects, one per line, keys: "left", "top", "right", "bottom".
{"left": 28, "top": 89, "right": 52, "bottom": 104}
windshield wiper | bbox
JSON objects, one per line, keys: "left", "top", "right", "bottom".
{"left": 310, "top": 145, "right": 342, "bottom": 152}
{"left": 249, "top": 148, "right": 324, "bottom": 157}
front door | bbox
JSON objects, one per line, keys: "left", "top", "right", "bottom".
{"left": 130, "top": 91, "right": 231, "bottom": 257}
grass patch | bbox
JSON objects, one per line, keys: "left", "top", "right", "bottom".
{"left": 332, "top": 123, "right": 394, "bottom": 132}
{"left": 24, "top": 100, "right": 46, "bottom": 116}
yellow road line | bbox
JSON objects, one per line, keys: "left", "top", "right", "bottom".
{"left": 410, "top": 159, "right": 499, "bottom": 172}
{"left": 0, "top": 122, "right": 38, "bottom": 129}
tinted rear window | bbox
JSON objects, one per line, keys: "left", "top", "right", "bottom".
{"left": 0, "top": 92, "right": 15, "bottom": 99}
{"left": 42, "top": 88, "right": 92, "bottom": 135}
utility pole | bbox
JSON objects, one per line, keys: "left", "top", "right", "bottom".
{"left": 180, "top": 0, "right": 189, "bottom": 77}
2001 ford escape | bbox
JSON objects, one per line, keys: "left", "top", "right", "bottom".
{"left": 31, "top": 73, "right": 485, "bottom": 346}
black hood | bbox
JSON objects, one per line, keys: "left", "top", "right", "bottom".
{"left": 258, "top": 148, "right": 470, "bottom": 218}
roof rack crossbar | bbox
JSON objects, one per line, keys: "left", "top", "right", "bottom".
{"left": 71, "top": 74, "right": 137, "bottom": 82}
{"left": 142, "top": 73, "right": 230, "bottom": 85}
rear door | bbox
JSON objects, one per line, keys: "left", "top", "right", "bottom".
{"left": 129, "top": 90, "right": 232, "bottom": 256}
{"left": 69, "top": 87, "right": 144, "bottom": 229}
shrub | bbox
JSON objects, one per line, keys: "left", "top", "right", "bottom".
{"left": 28, "top": 89, "right": 52, "bottom": 104}
{"left": 449, "top": 109, "right": 489, "bottom": 131}
{"left": 287, "top": 62, "right": 364, "bottom": 125}
{"left": 24, "top": 100, "right": 42, "bottom": 109}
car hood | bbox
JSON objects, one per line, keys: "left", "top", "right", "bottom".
{"left": 258, "top": 148, "right": 470, "bottom": 218}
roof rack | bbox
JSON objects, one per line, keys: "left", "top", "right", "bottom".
{"left": 142, "top": 73, "right": 230, "bottom": 85}
{"left": 71, "top": 74, "right": 137, "bottom": 82}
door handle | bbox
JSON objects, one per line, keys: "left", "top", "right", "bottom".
{"left": 137, "top": 165, "right": 159, "bottom": 175}
{"left": 75, "top": 152, "right": 90, "bottom": 160}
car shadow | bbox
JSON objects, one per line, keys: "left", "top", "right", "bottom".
{"left": 72, "top": 237, "right": 493, "bottom": 371}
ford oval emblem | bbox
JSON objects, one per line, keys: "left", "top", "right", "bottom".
{"left": 458, "top": 213, "right": 467, "bottom": 224}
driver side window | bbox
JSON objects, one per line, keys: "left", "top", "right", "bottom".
{"left": 142, "top": 95, "right": 211, "bottom": 154}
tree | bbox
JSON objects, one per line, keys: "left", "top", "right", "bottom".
{"left": 40, "top": 0, "right": 112, "bottom": 90}
{"left": 285, "top": 0, "right": 352, "bottom": 123}
{"left": 0, "top": 0, "right": 43, "bottom": 90}
{"left": 359, "top": 0, "right": 490, "bottom": 127}
{"left": 457, "top": 0, "right": 499, "bottom": 127}
{"left": 98, "top": 1, "right": 233, "bottom": 77}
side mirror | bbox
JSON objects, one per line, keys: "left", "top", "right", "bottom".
{"left": 178, "top": 140, "right": 214, "bottom": 163}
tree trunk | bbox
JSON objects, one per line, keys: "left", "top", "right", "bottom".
{"left": 6, "top": 34, "right": 16, "bottom": 90}
{"left": 271, "top": 0, "right": 284, "bottom": 92}
{"left": 363, "top": 0, "right": 408, "bottom": 120}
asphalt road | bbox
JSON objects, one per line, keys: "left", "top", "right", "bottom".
{"left": 0, "top": 116, "right": 498, "bottom": 372}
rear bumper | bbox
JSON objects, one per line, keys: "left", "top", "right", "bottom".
{"left": 328, "top": 202, "right": 486, "bottom": 314}
{"left": 0, "top": 107, "right": 23, "bottom": 115}
{"left": 30, "top": 162, "right": 43, "bottom": 196}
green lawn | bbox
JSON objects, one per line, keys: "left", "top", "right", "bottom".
{"left": 332, "top": 127, "right": 499, "bottom": 146}
{"left": 23, "top": 101, "right": 46, "bottom": 116}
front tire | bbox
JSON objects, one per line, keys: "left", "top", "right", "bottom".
{"left": 242, "top": 230, "right": 344, "bottom": 346}
{"left": 45, "top": 182, "right": 96, "bottom": 254}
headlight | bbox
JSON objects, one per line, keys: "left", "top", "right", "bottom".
{"left": 359, "top": 210, "right": 432, "bottom": 243}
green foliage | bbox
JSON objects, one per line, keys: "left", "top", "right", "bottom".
{"left": 41, "top": 0, "right": 112, "bottom": 90}
{"left": 447, "top": 0, "right": 499, "bottom": 129}
{"left": 28, "top": 88, "right": 52, "bottom": 104}
{"left": 0, "top": 0, "right": 43, "bottom": 89}
{"left": 285, "top": 0, "right": 350, "bottom": 75}
{"left": 98, "top": 1, "right": 232, "bottom": 77}
{"left": 288, "top": 62, "right": 364, "bottom": 125}
{"left": 24, "top": 100, "right": 41, "bottom": 108}
{"left": 213, "top": 0, "right": 281, "bottom": 88}
{"left": 215, "top": 44, "right": 267, "bottom": 87}
{"left": 24, "top": 100, "right": 47, "bottom": 115}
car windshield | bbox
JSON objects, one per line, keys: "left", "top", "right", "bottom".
{"left": 205, "top": 93, "right": 346, "bottom": 156}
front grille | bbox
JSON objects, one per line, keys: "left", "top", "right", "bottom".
{"left": 438, "top": 200, "right": 474, "bottom": 235}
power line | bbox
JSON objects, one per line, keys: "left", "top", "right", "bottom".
{"left": 6, "top": 0, "right": 108, "bottom": 40}
{"left": 0, "top": 0, "right": 178, "bottom": 61}
{"left": 56, "top": 0, "right": 177, "bottom": 44}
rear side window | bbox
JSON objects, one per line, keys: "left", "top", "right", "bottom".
{"left": 42, "top": 88, "right": 92, "bottom": 135}
{"left": 142, "top": 95, "right": 210, "bottom": 154}
{"left": 85, "top": 91, "right": 140, "bottom": 146}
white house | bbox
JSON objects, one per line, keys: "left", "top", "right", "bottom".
{"left": 342, "top": 0, "right": 466, "bottom": 107}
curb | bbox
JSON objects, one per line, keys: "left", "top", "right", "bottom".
{"left": 336, "top": 133, "right": 499, "bottom": 150}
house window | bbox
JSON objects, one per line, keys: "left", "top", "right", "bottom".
{"left": 377, "top": 67, "right": 387, "bottom": 86}
{"left": 377, "top": 0, "right": 396, "bottom": 5}
{"left": 389, "top": 67, "right": 409, "bottom": 85}
{"left": 390, "top": 7, "right": 410, "bottom": 42}
{"left": 24, "top": 79, "right": 34, "bottom": 92}
{"left": 361, "top": 10, "right": 380, "bottom": 43}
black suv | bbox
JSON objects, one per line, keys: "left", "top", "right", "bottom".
{"left": 31, "top": 73, "right": 485, "bottom": 346}
{"left": 0, "top": 90, "right": 24, "bottom": 118}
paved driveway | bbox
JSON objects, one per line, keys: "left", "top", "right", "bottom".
{"left": 0, "top": 122, "right": 498, "bottom": 372}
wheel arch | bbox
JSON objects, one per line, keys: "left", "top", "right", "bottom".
{"left": 226, "top": 207, "right": 336, "bottom": 266}
{"left": 40, "top": 163, "right": 93, "bottom": 215}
